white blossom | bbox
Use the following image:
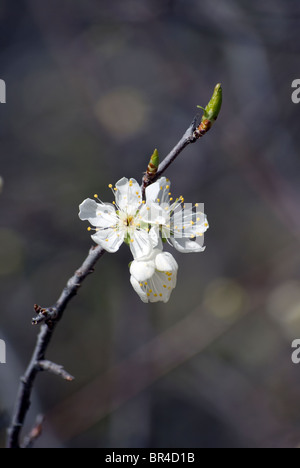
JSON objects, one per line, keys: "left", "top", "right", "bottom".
{"left": 143, "top": 177, "right": 209, "bottom": 253}
{"left": 130, "top": 240, "right": 178, "bottom": 303}
{"left": 79, "top": 177, "right": 153, "bottom": 257}
{"left": 79, "top": 175, "right": 209, "bottom": 304}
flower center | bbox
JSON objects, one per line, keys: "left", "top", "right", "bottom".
{"left": 125, "top": 215, "right": 134, "bottom": 227}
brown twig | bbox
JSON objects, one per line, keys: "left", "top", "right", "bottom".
{"left": 141, "top": 117, "right": 198, "bottom": 198}
{"left": 7, "top": 245, "right": 105, "bottom": 448}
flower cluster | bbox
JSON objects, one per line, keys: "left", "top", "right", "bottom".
{"left": 79, "top": 177, "right": 209, "bottom": 303}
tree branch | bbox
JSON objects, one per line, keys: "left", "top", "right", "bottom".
{"left": 22, "top": 415, "right": 44, "bottom": 449}
{"left": 7, "top": 85, "right": 222, "bottom": 448}
{"left": 141, "top": 117, "right": 198, "bottom": 198}
{"left": 7, "top": 245, "right": 105, "bottom": 448}
{"left": 38, "top": 360, "right": 74, "bottom": 382}
{"left": 142, "top": 83, "right": 222, "bottom": 196}
{"left": 155, "top": 116, "right": 199, "bottom": 180}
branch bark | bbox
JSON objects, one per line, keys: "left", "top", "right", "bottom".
{"left": 141, "top": 117, "right": 198, "bottom": 197}
{"left": 7, "top": 245, "right": 105, "bottom": 448}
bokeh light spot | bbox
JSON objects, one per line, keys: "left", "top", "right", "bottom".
{"left": 204, "top": 277, "right": 247, "bottom": 320}
{"left": 268, "top": 281, "right": 300, "bottom": 337}
{"left": 0, "top": 229, "right": 24, "bottom": 276}
{"left": 95, "top": 88, "right": 149, "bottom": 140}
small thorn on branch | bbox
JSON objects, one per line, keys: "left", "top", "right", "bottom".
{"left": 32, "top": 304, "right": 57, "bottom": 325}
{"left": 38, "top": 360, "right": 74, "bottom": 382}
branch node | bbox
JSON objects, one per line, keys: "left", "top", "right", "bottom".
{"left": 38, "top": 360, "right": 74, "bottom": 382}
{"left": 32, "top": 305, "right": 58, "bottom": 325}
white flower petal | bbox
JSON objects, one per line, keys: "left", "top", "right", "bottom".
{"left": 79, "top": 198, "right": 98, "bottom": 222}
{"left": 171, "top": 237, "right": 206, "bottom": 253}
{"left": 147, "top": 270, "right": 177, "bottom": 303}
{"left": 155, "top": 251, "right": 178, "bottom": 272}
{"left": 115, "top": 177, "right": 142, "bottom": 215}
{"left": 130, "top": 229, "right": 152, "bottom": 259}
{"left": 130, "top": 276, "right": 149, "bottom": 303}
{"left": 130, "top": 247, "right": 178, "bottom": 303}
{"left": 141, "top": 203, "right": 169, "bottom": 226}
{"left": 79, "top": 199, "right": 117, "bottom": 228}
{"left": 91, "top": 229, "right": 124, "bottom": 253}
{"left": 173, "top": 209, "right": 209, "bottom": 239}
{"left": 130, "top": 259, "right": 155, "bottom": 282}
{"left": 95, "top": 204, "right": 118, "bottom": 228}
{"left": 145, "top": 177, "right": 170, "bottom": 204}
{"left": 149, "top": 226, "right": 162, "bottom": 250}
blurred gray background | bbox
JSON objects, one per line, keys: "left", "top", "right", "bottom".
{"left": 1, "top": 0, "right": 300, "bottom": 448}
